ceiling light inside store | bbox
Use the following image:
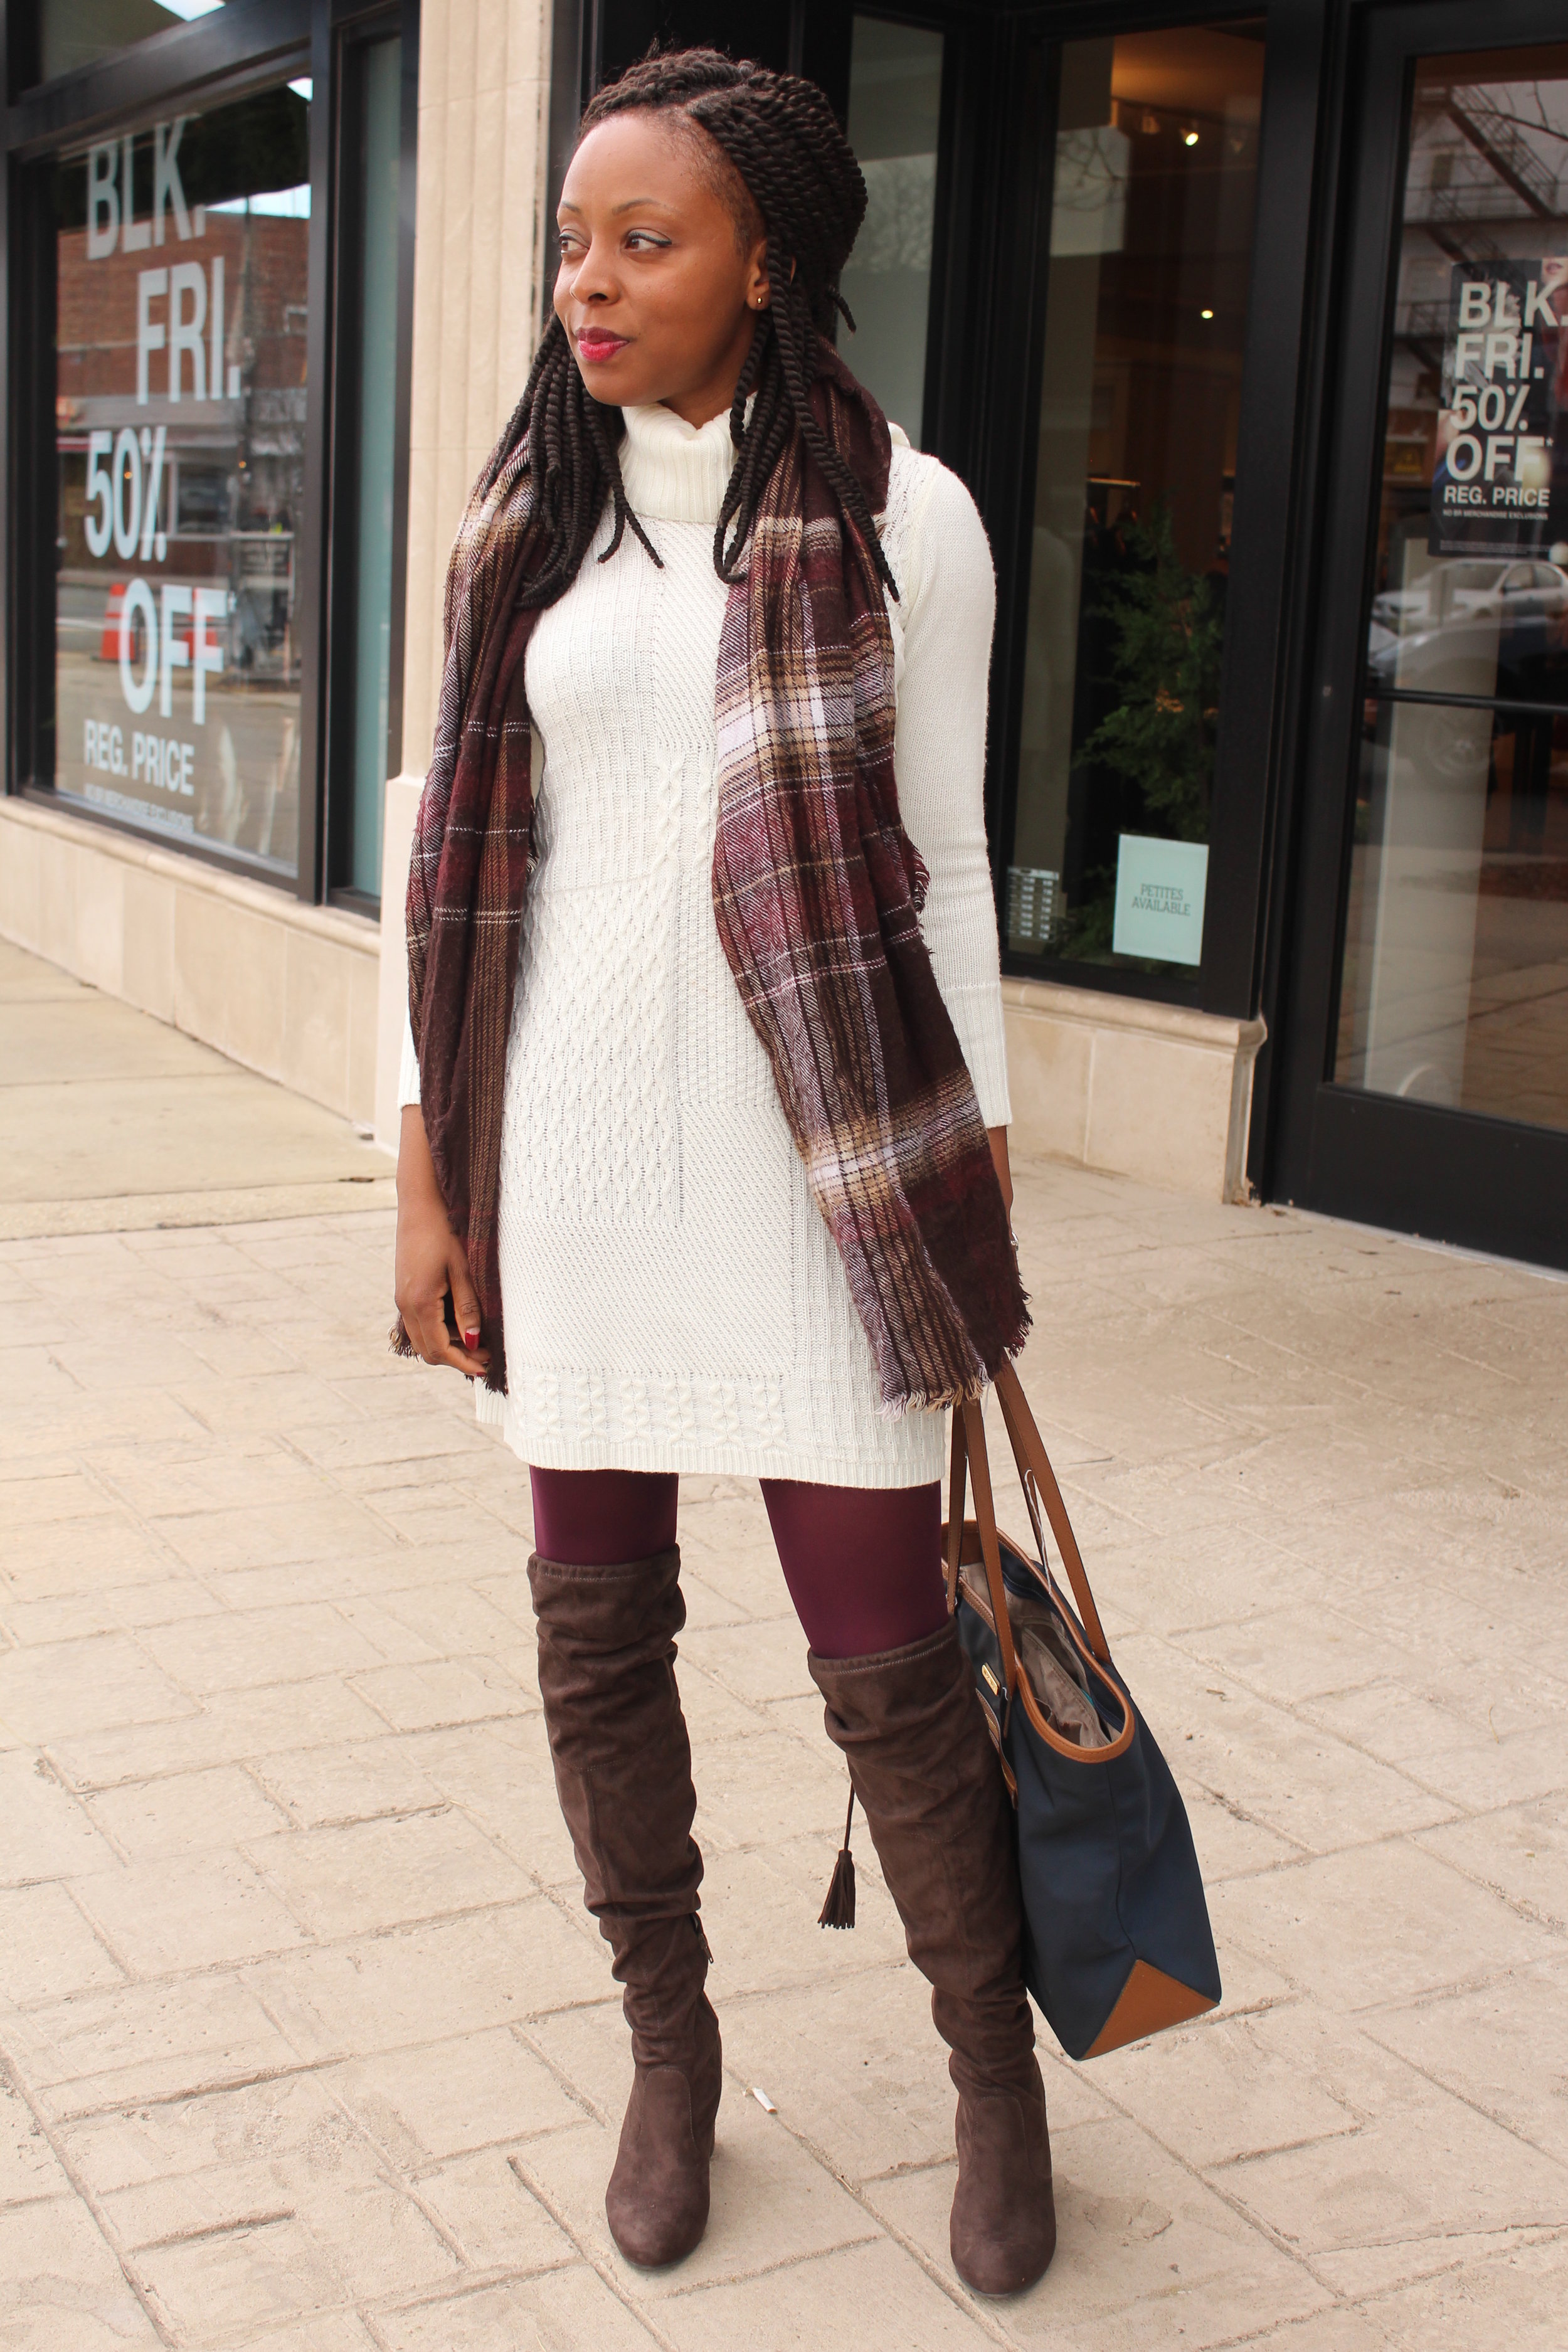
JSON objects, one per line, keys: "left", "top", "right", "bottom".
{"left": 1184, "top": 129, "right": 1200, "bottom": 146}
{"left": 1141, "top": 113, "right": 1160, "bottom": 134}
{"left": 290, "top": 78, "right": 313, "bottom": 100}
{"left": 1201, "top": 308, "right": 1214, "bottom": 320}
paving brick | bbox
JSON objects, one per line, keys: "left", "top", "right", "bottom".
{"left": 72, "top": 1851, "right": 310, "bottom": 1974}
{"left": 327, "top": 2025, "right": 581, "bottom": 2165}
{"left": 11, "top": 1974, "right": 300, "bottom": 2119}
{"left": 371, "top": 2265, "right": 664, "bottom": 2352}
{"left": 85, "top": 1766, "right": 289, "bottom": 1858}
{"left": 0, "top": 2196, "right": 165, "bottom": 2349}
{"left": 1218, "top": 2075, "right": 1568, "bottom": 2299}
{"left": 0, "top": 2078, "right": 72, "bottom": 2204}
{"left": 245, "top": 1807, "right": 531, "bottom": 1941}
{"left": 1216, "top": 1840, "right": 1562, "bottom": 2011}
{"left": 1360, "top": 1960, "right": 1568, "bottom": 2165}
{"left": 0, "top": 1749, "right": 120, "bottom": 1885}
{"left": 250, "top": 1738, "right": 446, "bottom": 1829}
{"left": 242, "top": 1900, "right": 597, "bottom": 2062}
{"left": 0, "top": 1883, "right": 124, "bottom": 2006}
{"left": 409, "top": 2148, "right": 576, "bottom": 2274}
{"left": 0, "top": 1635, "right": 197, "bottom": 1744}
{"left": 657, "top": 2235, "right": 999, "bottom": 2349}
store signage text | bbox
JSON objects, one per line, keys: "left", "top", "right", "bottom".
{"left": 85, "top": 122, "right": 237, "bottom": 405}
{"left": 1431, "top": 262, "right": 1567, "bottom": 558}
{"left": 75, "top": 124, "right": 234, "bottom": 783}
{"left": 1111, "top": 835, "right": 1209, "bottom": 967}
{"left": 82, "top": 720, "right": 196, "bottom": 798}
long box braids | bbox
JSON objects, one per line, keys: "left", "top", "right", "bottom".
{"left": 474, "top": 45, "right": 898, "bottom": 614}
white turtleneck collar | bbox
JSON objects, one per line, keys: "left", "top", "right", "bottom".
{"left": 618, "top": 396, "right": 912, "bottom": 530}
{"left": 620, "top": 402, "right": 736, "bottom": 525}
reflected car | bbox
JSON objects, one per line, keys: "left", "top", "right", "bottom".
{"left": 1370, "top": 559, "right": 1568, "bottom": 633}
{"left": 1364, "top": 588, "right": 1568, "bottom": 712}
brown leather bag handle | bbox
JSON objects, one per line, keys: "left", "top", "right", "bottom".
{"left": 991, "top": 1360, "right": 1113, "bottom": 1665}
{"left": 946, "top": 1396, "right": 1023, "bottom": 1704}
{"left": 946, "top": 1367, "right": 1136, "bottom": 1764}
{"left": 945, "top": 1404, "right": 968, "bottom": 1611}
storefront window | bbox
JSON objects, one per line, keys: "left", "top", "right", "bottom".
{"left": 1335, "top": 48, "right": 1568, "bottom": 1135}
{"left": 38, "top": 1, "right": 237, "bottom": 87}
{"left": 840, "top": 16, "right": 945, "bottom": 451}
{"left": 1007, "top": 22, "right": 1264, "bottom": 973}
{"left": 53, "top": 82, "right": 311, "bottom": 878}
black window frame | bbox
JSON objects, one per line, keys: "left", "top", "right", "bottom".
{"left": 2, "top": 0, "right": 418, "bottom": 913}
{"left": 324, "top": 0, "right": 419, "bottom": 916}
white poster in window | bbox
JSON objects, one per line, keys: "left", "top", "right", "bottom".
{"left": 1111, "top": 835, "right": 1209, "bottom": 966}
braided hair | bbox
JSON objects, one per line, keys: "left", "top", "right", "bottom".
{"left": 482, "top": 46, "right": 895, "bottom": 608}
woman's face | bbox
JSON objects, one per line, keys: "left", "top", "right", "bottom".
{"left": 554, "top": 112, "right": 769, "bottom": 427}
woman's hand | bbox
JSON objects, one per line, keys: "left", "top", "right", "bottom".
{"left": 987, "top": 1125, "right": 1014, "bottom": 1221}
{"left": 395, "top": 1105, "right": 490, "bottom": 1379}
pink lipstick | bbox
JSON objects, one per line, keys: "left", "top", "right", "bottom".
{"left": 576, "top": 329, "right": 628, "bottom": 364}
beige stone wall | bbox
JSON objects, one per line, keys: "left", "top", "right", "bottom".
{"left": 0, "top": 800, "right": 381, "bottom": 1126}
{"left": 1002, "top": 979, "right": 1265, "bottom": 1202}
{"left": 399, "top": 0, "right": 555, "bottom": 777}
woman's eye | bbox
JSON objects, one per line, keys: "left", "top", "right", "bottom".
{"left": 626, "top": 231, "right": 670, "bottom": 252}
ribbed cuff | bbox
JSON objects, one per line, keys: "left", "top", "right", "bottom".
{"left": 950, "top": 988, "right": 1012, "bottom": 1130}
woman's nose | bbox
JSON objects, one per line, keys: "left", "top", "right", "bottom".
{"left": 572, "top": 237, "right": 618, "bottom": 304}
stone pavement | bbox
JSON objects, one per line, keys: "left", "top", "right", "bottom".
{"left": 2, "top": 941, "right": 1565, "bottom": 2352}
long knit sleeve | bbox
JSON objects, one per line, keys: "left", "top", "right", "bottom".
{"left": 399, "top": 1007, "right": 420, "bottom": 1107}
{"left": 889, "top": 457, "right": 1012, "bottom": 1130}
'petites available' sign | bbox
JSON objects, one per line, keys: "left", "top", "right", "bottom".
{"left": 1112, "top": 835, "right": 1209, "bottom": 967}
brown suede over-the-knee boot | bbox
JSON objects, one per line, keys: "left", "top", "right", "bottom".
{"left": 528, "top": 1546, "right": 721, "bottom": 2268}
{"left": 810, "top": 1621, "right": 1056, "bottom": 2297}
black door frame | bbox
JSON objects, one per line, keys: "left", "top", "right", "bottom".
{"left": 1265, "top": 0, "right": 1568, "bottom": 1268}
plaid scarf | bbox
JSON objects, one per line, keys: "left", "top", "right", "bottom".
{"left": 402, "top": 342, "right": 1027, "bottom": 1409}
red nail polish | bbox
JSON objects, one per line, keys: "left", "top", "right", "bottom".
{"left": 464, "top": 1329, "right": 480, "bottom": 1350}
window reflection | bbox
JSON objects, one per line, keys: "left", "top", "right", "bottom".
{"left": 38, "top": 0, "right": 234, "bottom": 88}
{"left": 53, "top": 85, "right": 311, "bottom": 877}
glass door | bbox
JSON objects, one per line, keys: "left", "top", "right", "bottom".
{"left": 1278, "top": 3, "right": 1568, "bottom": 1265}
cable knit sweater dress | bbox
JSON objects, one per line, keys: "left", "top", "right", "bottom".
{"left": 401, "top": 398, "right": 1010, "bottom": 1487}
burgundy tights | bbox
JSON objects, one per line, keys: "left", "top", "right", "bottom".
{"left": 528, "top": 1466, "right": 948, "bottom": 1660}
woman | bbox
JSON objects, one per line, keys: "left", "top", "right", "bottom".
{"left": 393, "top": 48, "right": 1054, "bottom": 2299}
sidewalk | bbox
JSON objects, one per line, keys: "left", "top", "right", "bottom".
{"left": 2, "top": 940, "right": 1564, "bottom": 2352}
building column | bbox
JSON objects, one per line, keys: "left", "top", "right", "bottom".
{"left": 378, "top": 0, "right": 554, "bottom": 1144}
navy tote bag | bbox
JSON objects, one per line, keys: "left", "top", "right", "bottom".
{"left": 943, "top": 1362, "right": 1221, "bottom": 2062}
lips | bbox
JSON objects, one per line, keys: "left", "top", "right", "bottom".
{"left": 575, "top": 329, "right": 628, "bottom": 364}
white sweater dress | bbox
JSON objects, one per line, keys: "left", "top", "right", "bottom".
{"left": 401, "top": 398, "right": 1010, "bottom": 1488}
